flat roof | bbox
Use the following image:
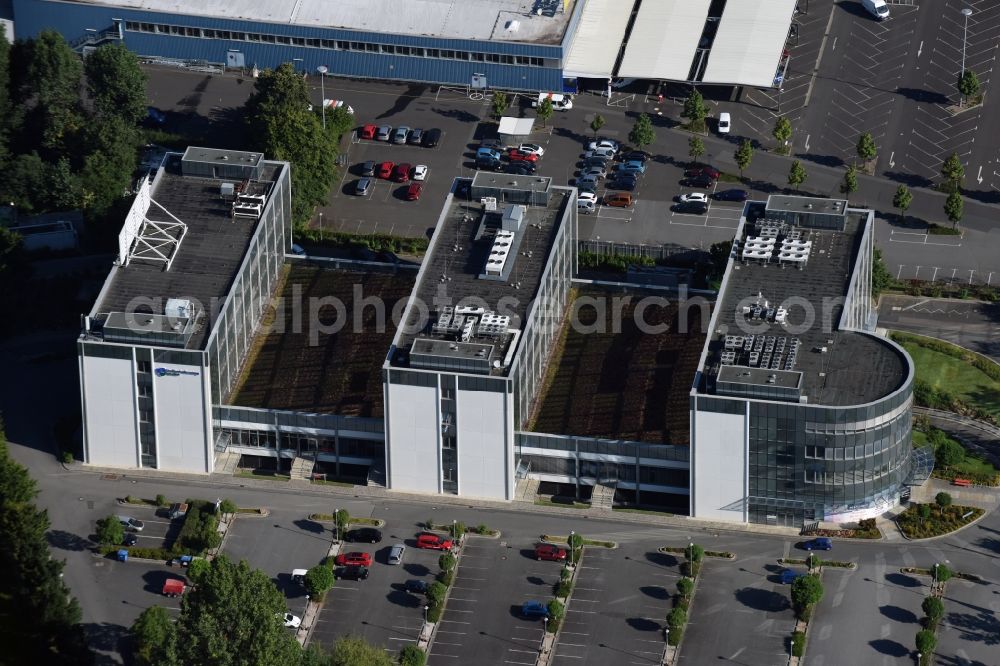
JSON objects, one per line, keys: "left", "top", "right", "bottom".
{"left": 86, "top": 0, "right": 576, "bottom": 43}
{"left": 767, "top": 194, "right": 848, "bottom": 216}
{"left": 91, "top": 155, "right": 283, "bottom": 350}
{"left": 229, "top": 264, "right": 415, "bottom": 417}
{"left": 702, "top": 0, "right": 797, "bottom": 87}
{"left": 701, "top": 210, "right": 907, "bottom": 406}
{"left": 718, "top": 365, "right": 801, "bottom": 390}
{"left": 618, "top": 0, "right": 711, "bottom": 81}
{"left": 391, "top": 184, "right": 571, "bottom": 377}
{"left": 562, "top": 0, "right": 632, "bottom": 78}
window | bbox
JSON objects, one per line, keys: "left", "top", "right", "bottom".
{"left": 307, "top": 38, "right": 322, "bottom": 47}
{"left": 426, "top": 48, "right": 440, "bottom": 57}
{"left": 397, "top": 46, "right": 411, "bottom": 56}
{"left": 352, "top": 42, "right": 366, "bottom": 50}
{"left": 443, "top": 436, "right": 456, "bottom": 450}
{"left": 441, "top": 49, "right": 455, "bottom": 58}
{"left": 156, "top": 24, "right": 170, "bottom": 33}
{"left": 337, "top": 40, "right": 350, "bottom": 49}
{"left": 170, "top": 25, "right": 184, "bottom": 35}
{"left": 185, "top": 27, "right": 200, "bottom": 37}
{"left": 276, "top": 35, "right": 291, "bottom": 45}
{"left": 138, "top": 361, "right": 151, "bottom": 374}
{"left": 382, "top": 44, "right": 395, "bottom": 54}
{"left": 291, "top": 36, "right": 305, "bottom": 46}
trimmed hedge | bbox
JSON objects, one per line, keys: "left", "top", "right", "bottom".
{"left": 791, "top": 630, "right": 805, "bottom": 657}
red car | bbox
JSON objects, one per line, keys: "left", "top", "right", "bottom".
{"left": 406, "top": 182, "right": 424, "bottom": 201}
{"left": 534, "top": 543, "right": 567, "bottom": 562}
{"left": 377, "top": 161, "right": 395, "bottom": 179}
{"left": 334, "top": 551, "right": 373, "bottom": 567}
{"left": 392, "top": 162, "right": 412, "bottom": 183}
{"left": 416, "top": 533, "right": 453, "bottom": 550}
{"left": 508, "top": 149, "right": 539, "bottom": 162}
{"left": 360, "top": 124, "right": 377, "bottom": 140}
{"left": 683, "top": 166, "right": 721, "bottom": 180}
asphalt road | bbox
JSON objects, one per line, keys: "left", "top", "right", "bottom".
{"left": 877, "top": 295, "right": 1000, "bottom": 361}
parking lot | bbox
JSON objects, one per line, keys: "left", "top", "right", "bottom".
{"left": 426, "top": 534, "right": 563, "bottom": 666}
{"left": 937, "top": 572, "right": 1000, "bottom": 664}
{"left": 308, "top": 527, "right": 444, "bottom": 656}
{"left": 116, "top": 503, "right": 182, "bottom": 550}
{"left": 550, "top": 544, "right": 678, "bottom": 666}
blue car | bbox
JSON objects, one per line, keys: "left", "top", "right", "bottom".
{"left": 521, "top": 601, "right": 550, "bottom": 619}
{"left": 146, "top": 106, "right": 166, "bottom": 124}
{"left": 781, "top": 570, "right": 807, "bottom": 585}
{"left": 804, "top": 537, "right": 833, "bottom": 551}
{"left": 615, "top": 160, "right": 646, "bottom": 175}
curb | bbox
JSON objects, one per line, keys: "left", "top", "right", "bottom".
{"left": 424, "top": 537, "right": 466, "bottom": 654}
{"left": 297, "top": 540, "right": 342, "bottom": 646}
{"left": 538, "top": 554, "right": 582, "bottom": 666}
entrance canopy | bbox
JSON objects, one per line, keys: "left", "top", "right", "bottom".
{"left": 702, "top": 0, "right": 797, "bottom": 87}
{"left": 498, "top": 116, "right": 536, "bottom": 137}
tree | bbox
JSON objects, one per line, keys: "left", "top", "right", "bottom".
{"left": 426, "top": 581, "right": 447, "bottom": 608}
{"left": 438, "top": 552, "right": 456, "bottom": 573}
{"left": 0, "top": 226, "right": 27, "bottom": 284}
{"left": 688, "top": 136, "right": 705, "bottom": 165}
{"left": 915, "top": 629, "right": 937, "bottom": 656}
{"left": 677, "top": 577, "right": 694, "bottom": 598}
{"left": 304, "top": 563, "right": 334, "bottom": 599}
{"left": 546, "top": 599, "right": 566, "bottom": 626}
{"left": 667, "top": 606, "right": 687, "bottom": 629}
{"left": 935, "top": 437, "right": 965, "bottom": 468}
{"left": 872, "top": 248, "right": 893, "bottom": 299}
{"left": 944, "top": 190, "right": 963, "bottom": 228}
{"left": 940, "top": 152, "right": 964, "bottom": 192}
{"left": 893, "top": 185, "right": 912, "bottom": 221}
{"left": 0, "top": 25, "right": 11, "bottom": 165}
{"left": 957, "top": 69, "right": 981, "bottom": 104}
{"left": 629, "top": 113, "right": 657, "bottom": 150}
{"left": 84, "top": 42, "right": 148, "bottom": 126}
{"left": 535, "top": 98, "right": 554, "bottom": 128}
{"left": 245, "top": 63, "right": 338, "bottom": 228}
{"left": 935, "top": 564, "right": 953, "bottom": 583}
{"left": 709, "top": 240, "right": 733, "bottom": 279}
{"left": 921, "top": 596, "right": 944, "bottom": 624}
{"left": 686, "top": 544, "right": 704, "bottom": 563}
{"left": 169, "top": 556, "right": 301, "bottom": 666}
{"left": 790, "top": 573, "right": 824, "bottom": 613}
{"left": 842, "top": 164, "right": 859, "bottom": 195}
{"left": 935, "top": 492, "right": 953, "bottom": 508}
{"left": 329, "top": 636, "right": 394, "bottom": 666}
{"left": 734, "top": 139, "right": 754, "bottom": 179}
{"left": 335, "top": 508, "right": 350, "bottom": 538}
{"left": 21, "top": 30, "right": 85, "bottom": 156}
{"left": 567, "top": 533, "right": 584, "bottom": 565}
{"left": 132, "top": 606, "right": 178, "bottom": 666}
{"left": 787, "top": 160, "right": 808, "bottom": 190}
{"left": 490, "top": 91, "right": 509, "bottom": 120}
{"left": 96, "top": 514, "right": 125, "bottom": 545}
{"left": 590, "top": 113, "right": 605, "bottom": 137}
{"left": 79, "top": 115, "right": 142, "bottom": 218}
{"left": 772, "top": 117, "right": 792, "bottom": 148}
{"left": 681, "top": 89, "right": 708, "bottom": 131}
{"left": 856, "top": 132, "right": 877, "bottom": 164}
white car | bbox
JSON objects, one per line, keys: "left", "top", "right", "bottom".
{"left": 717, "top": 112, "right": 731, "bottom": 134}
{"left": 413, "top": 165, "right": 428, "bottom": 181}
{"left": 584, "top": 147, "right": 615, "bottom": 160}
{"left": 518, "top": 143, "right": 545, "bottom": 157}
{"left": 587, "top": 139, "right": 619, "bottom": 154}
{"left": 679, "top": 193, "right": 709, "bottom": 204}
{"left": 280, "top": 612, "right": 302, "bottom": 629}
{"left": 578, "top": 191, "right": 598, "bottom": 205}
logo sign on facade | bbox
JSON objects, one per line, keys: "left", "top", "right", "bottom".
{"left": 155, "top": 367, "right": 199, "bottom": 378}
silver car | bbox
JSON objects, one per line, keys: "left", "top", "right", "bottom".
{"left": 117, "top": 516, "right": 144, "bottom": 532}
{"left": 388, "top": 543, "right": 406, "bottom": 565}
{"left": 393, "top": 126, "right": 411, "bottom": 144}
{"left": 376, "top": 125, "right": 392, "bottom": 141}
{"left": 577, "top": 174, "right": 600, "bottom": 189}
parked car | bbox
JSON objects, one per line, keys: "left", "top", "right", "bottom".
{"left": 781, "top": 570, "right": 807, "bottom": 585}
{"left": 508, "top": 149, "right": 539, "bottom": 162}
{"left": 684, "top": 166, "right": 721, "bottom": 180}
{"left": 681, "top": 174, "right": 715, "bottom": 189}
{"left": 803, "top": 537, "right": 833, "bottom": 551}
{"left": 587, "top": 139, "right": 619, "bottom": 154}
{"left": 393, "top": 126, "right": 411, "bottom": 144}
{"left": 521, "top": 601, "right": 550, "bottom": 619}
{"left": 582, "top": 156, "right": 610, "bottom": 169}
{"left": 146, "top": 106, "right": 166, "bottom": 125}
{"left": 578, "top": 191, "right": 598, "bottom": 206}
{"left": 334, "top": 565, "right": 370, "bottom": 580}
{"left": 717, "top": 112, "right": 731, "bottom": 134}
{"left": 577, "top": 174, "right": 600, "bottom": 190}
{"left": 408, "top": 128, "right": 424, "bottom": 145}
{"left": 335, "top": 551, "right": 373, "bottom": 567}
{"left": 359, "top": 160, "right": 376, "bottom": 177}
{"left": 714, "top": 189, "right": 749, "bottom": 201}
{"left": 614, "top": 160, "right": 646, "bottom": 175}
{"left": 345, "top": 528, "right": 383, "bottom": 543}
{"left": 162, "top": 579, "right": 186, "bottom": 597}
{"left": 281, "top": 612, "right": 302, "bottom": 628}
{"left": 412, "top": 165, "right": 428, "bottom": 181}
{"left": 518, "top": 143, "right": 545, "bottom": 157}
{"left": 678, "top": 192, "right": 709, "bottom": 204}
{"left": 422, "top": 128, "right": 442, "bottom": 147}
{"left": 360, "top": 124, "right": 378, "bottom": 140}
{"left": 122, "top": 533, "right": 138, "bottom": 547}
{"left": 117, "top": 516, "right": 144, "bottom": 532}
{"left": 585, "top": 147, "right": 616, "bottom": 160}
{"left": 406, "top": 579, "right": 429, "bottom": 594}
{"left": 621, "top": 150, "right": 650, "bottom": 163}
{"left": 505, "top": 162, "right": 536, "bottom": 175}
{"left": 534, "top": 543, "right": 567, "bottom": 562}
{"left": 377, "top": 161, "right": 395, "bottom": 179}
{"left": 406, "top": 182, "right": 423, "bottom": 201}
{"left": 604, "top": 192, "right": 634, "bottom": 208}
{"left": 392, "top": 163, "right": 412, "bottom": 183}
{"left": 388, "top": 543, "right": 406, "bottom": 565}
{"left": 477, "top": 147, "right": 503, "bottom": 161}
{"left": 416, "top": 533, "right": 454, "bottom": 550}
{"left": 355, "top": 178, "right": 373, "bottom": 196}
{"left": 478, "top": 157, "right": 503, "bottom": 171}
{"left": 480, "top": 138, "right": 505, "bottom": 151}
{"left": 291, "top": 569, "right": 308, "bottom": 585}
{"left": 673, "top": 201, "right": 709, "bottom": 214}
{"left": 862, "top": 0, "right": 890, "bottom": 20}
{"left": 376, "top": 125, "right": 392, "bottom": 141}
{"left": 578, "top": 200, "right": 596, "bottom": 214}
{"left": 579, "top": 166, "right": 606, "bottom": 180}
{"left": 609, "top": 175, "right": 638, "bottom": 191}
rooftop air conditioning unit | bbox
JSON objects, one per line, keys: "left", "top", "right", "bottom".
{"left": 165, "top": 298, "right": 193, "bottom": 319}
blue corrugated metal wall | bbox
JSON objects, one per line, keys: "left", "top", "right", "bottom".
{"left": 12, "top": 0, "right": 565, "bottom": 91}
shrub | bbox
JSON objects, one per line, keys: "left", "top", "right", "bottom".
{"left": 425, "top": 518, "right": 435, "bottom": 531}
{"left": 439, "top": 552, "right": 456, "bottom": 573}
{"left": 555, "top": 579, "right": 573, "bottom": 598}
{"left": 219, "top": 498, "right": 237, "bottom": 514}
{"left": 61, "top": 450, "right": 74, "bottom": 464}
{"left": 666, "top": 626, "right": 684, "bottom": 646}
{"left": 677, "top": 577, "right": 694, "bottom": 599}
{"left": 427, "top": 582, "right": 447, "bottom": 606}
{"left": 560, "top": 567, "right": 572, "bottom": 582}
{"left": 154, "top": 494, "right": 167, "bottom": 507}
{"left": 452, "top": 522, "right": 466, "bottom": 540}
{"left": 791, "top": 574, "right": 824, "bottom": 619}
{"left": 858, "top": 518, "right": 876, "bottom": 531}
{"left": 791, "top": 630, "right": 805, "bottom": 657}
{"left": 673, "top": 595, "right": 690, "bottom": 611}
{"left": 96, "top": 515, "right": 124, "bottom": 546}
{"left": 667, "top": 606, "right": 687, "bottom": 629}
{"left": 399, "top": 645, "right": 427, "bottom": 666}
{"left": 686, "top": 544, "right": 704, "bottom": 563}
{"left": 436, "top": 570, "right": 454, "bottom": 587}
{"left": 427, "top": 604, "right": 443, "bottom": 623}
{"left": 935, "top": 564, "right": 953, "bottom": 583}
{"left": 918, "top": 504, "right": 932, "bottom": 519}
{"left": 176, "top": 501, "right": 221, "bottom": 554}
{"left": 915, "top": 629, "right": 936, "bottom": 655}
{"left": 806, "top": 554, "right": 820, "bottom": 570}
{"left": 935, "top": 492, "right": 953, "bottom": 508}
{"left": 304, "top": 564, "right": 334, "bottom": 599}
{"left": 475, "top": 523, "right": 490, "bottom": 535}
{"left": 681, "top": 560, "right": 701, "bottom": 578}
{"left": 547, "top": 599, "right": 566, "bottom": 624}
{"left": 125, "top": 494, "right": 135, "bottom": 503}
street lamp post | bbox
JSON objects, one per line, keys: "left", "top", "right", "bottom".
{"left": 316, "top": 65, "right": 328, "bottom": 129}
{"left": 333, "top": 507, "right": 339, "bottom": 542}
{"left": 960, "top": 8, "right": 973, "bottom": 105}
{"left": 453, "top": 519, "right": 457, "bottom": 540}
{"left": 569, "top": 530, "right": 575, "bottom": 566}
{"left": 542, "top": 617, "right": 548, "bottom": 650}
{"left": 423, "top": 604, "right": 429, "bottom": 624}
{"left": 933, "top": 563, "right": 938, "bottom": 584}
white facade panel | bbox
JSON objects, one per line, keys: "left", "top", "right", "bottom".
{"left": 456, "top": 389, "right": 511, "bottom": 500}
{"left": 81, "top": 351, "right": 138, "bottom": 467}
{"left": 702, "top": 0, "right": 797, "bottom": 87}
{"left": 152, "top": 363, "right": 212, "bottom": 473}
{"left": 691, "top": 407, "right": 747, "bottom": 522}
{"left": 562, "top": 0, "right": 631, "bottom": 78}
{"left": 386, "top": 382, "right": 440, "bottom": 493}
{"left": 618, "top": 0, "right": 712, "bottom": 81}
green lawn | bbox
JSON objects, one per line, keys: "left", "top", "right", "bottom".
{"left": 913, "top": 429, "right": 1000, "bottom": 484}
{"left": 897, "top": 340, "right": 1000, "bottom": 421}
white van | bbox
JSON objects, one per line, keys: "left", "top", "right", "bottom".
{"left": 861, "top": 0, "right": 889, "bottom": 20}
{"left": 532, "top": 93, "right": 573, "bottom": 111}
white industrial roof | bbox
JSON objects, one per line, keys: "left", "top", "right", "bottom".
{"left": 702, "top": 0, "right": 797, "bottom": 87}
{"left": 498, "top": 117, "right": 536, "bottom": 136}
{"left": 618, "top": 0, "right": 711, "bottom": 81}
{"left": 83, "top": 0, "right": 575, "bottom": 43}
{"left": 562, "top": 0, "right": 631, "bottom": 79}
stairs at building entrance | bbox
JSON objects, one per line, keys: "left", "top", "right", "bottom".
{"left": 213, "top": 450, "right": 241, "bottom": 475}
{"left": 290, "top": 456, "right": 315, "bottom": 482}
{"left": 514, "top": 476, "right": 541, "bottom": 502}
{"left": 590, "top": 483, "right": 616, "bottom": 511}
